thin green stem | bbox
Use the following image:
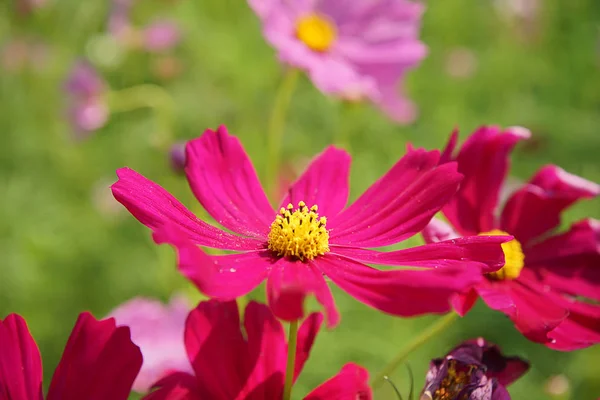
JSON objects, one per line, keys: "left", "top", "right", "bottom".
{"left": 282, "top": 319, "right": 299, "bottom": 400}
{"left": 266, "top": 68, "right": 300, "bottom": 202}
{"left": 370, "top": 312, "right": 459, "bottom": 390}
{"left": 107, "top": 84, "right": 175, "bottom": 150}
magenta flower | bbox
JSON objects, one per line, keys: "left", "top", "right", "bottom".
{"left": 423, "top": 126, "right": 600, "bottom": 350}
{"left": 142, "top": 20, "right": 181, "bottom": 53}
{"left": 64, "top": 60, "right": 109, "bottom": 138}
{"left": 143, "top": 299, "right": 371, "bottom": 399}
{"left": 0, "top": 312, "right": 142, "bottom": 399}
{"left": 108, "top": 295, "right": 193, "bottom": 393}
{"left": 248, "top": 0, "right": 427, "bottom": 123}
{"left": 421, "top": 338, "right": 529, "bottom": 400}
{"left": 112, "top": 126, "right": 508, "bottom": 326}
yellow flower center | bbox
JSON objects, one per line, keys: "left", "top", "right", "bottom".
{"left": 433, "top": 360, "right": 474, "bottom": 400}
{"left": 479, "top": 229, "right": 525, "bottom": 280}
{"left": 267, "top": 201, "right": 330, "bottom": 261}
{"left": 296, "top": 13, "right": 337, "bottom": 52}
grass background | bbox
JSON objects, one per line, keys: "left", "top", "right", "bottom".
{"left": 1, "top": 0, "right": 599, "bottom": 398}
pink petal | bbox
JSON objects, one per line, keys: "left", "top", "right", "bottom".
{"left": 547, "top": 300, "right": 600, "bottom": 351}
{"left": 475, "top": 280, "right": 516, "bottom": 315}
{"left": 280, "top": 146, "right": 351, "bottom": 217}
{"left": 185, "top": 126, "right": 274, "bottom": 238}
{"left": 108, "top": 296, "right": 193, "bottom": 393}
{"left": 242, "top": 301, "right": 287, "bottom": 398}
{"left": 267, "top": 258, "right": 340, "bottom": 327}
{"left": 47, "top": 312, "right": 142, "bottom": 400}
{"left": 184, "top": 300, "right": 251, "bottom": 399}
{"left": 142, "top": 372, "right": 200, "bottom": 400}
{"left": 501, "top": 165, "right": 599, "bottom": 245}
{"left": 421, "top": 217, "right": 461, "bottom": 243}
{"left": 315, "top": 253, "right": 480, "bottom": 317}
{"left": 525, "top": 219, "right": 600, "bottom": 301}
{"left": 451, "top": 288, "right": 479, "bottom": 316}
{"left": 0, "top": 314, "right": 43, "bottom": 400}
{"left": 305, "top": 363, "right": 372, "bottom": 400}
{"left": 439, "top": 128, "right": 459, "bottom": 164}
{"left": 153, "top": 225, "right": 270, "bottom": 299}
{"left": 332, "top": 234, "right": 508, "bottom": 273}
{"left": 295, "top": 312, "right": 324, "bottom": 380}
{"left": 329, "top": 147, "right": 462, "bottom": 247}
{"left": 443, "top": 126, "right": 531, "bottom": 235}
{"left": 112, "top": 168, "right": 262, "bottom": 251}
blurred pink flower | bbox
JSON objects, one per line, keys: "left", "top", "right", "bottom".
{"left": 248, "top": 0, "right": 427, "bottom": 123}
{"left": 142, "top": 20, "right": 181, "bottom": 52}
{"left": 64, "top": 60, "right": 109, "bottom": 138}
{"left": 109, "top": 295, "right": 193, "bottom": 393}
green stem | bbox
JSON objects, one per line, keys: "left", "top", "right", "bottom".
{"left": 283, "top": 319, "right": 299, "bottom": 400}
{"left": 370, "top": 312, "right": 459, "bottom": 390}
{"left": 107, "top": 84, "right": 175, "bottom": 150}
{"left": 266, "top": 68, "right": 300, "bottom": 202}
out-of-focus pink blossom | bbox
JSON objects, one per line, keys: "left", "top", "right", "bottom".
{"left": 108, "top": 295, "right": 193, "bottom": 393}
{"left": 248, "top": 0, "right": 427, "bottom": 123}
{"left": 142, "top": 20, "right": 181, "bottom": 52}
{"left": 169, "top": 141, "right": 187, "bottom": 174}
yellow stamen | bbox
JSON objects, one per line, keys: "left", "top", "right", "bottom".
{"left": 431, "top": 359, "right": 473, "bottom": 400}
{"left": 479, "top": 229, "right": 525, "bottom": 280}
{"left": 296, "top": 13, "right": 337, "bottom": 52}
{"left": 267, "top": 201, "right": 330, "bottom": 261}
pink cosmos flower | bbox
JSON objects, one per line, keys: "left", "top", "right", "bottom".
{"left": 423, "top": 126, "right": 600, "bottom": 350}
{"left": 64, "top": 60, "right": 109, "bottom": 138}
{"left": 112, "top": 126, "right": 509, "bottom": 327}
{"left": 143, "top": 299, "right": 372, "bottom": 399}
{"left": 0, "top": 312, "right": 142, "bottom": 399}
{"left": 248, "top": 0, "right": 427, "bottom": 123}
{"left": 108, "top": 295, "right": 194, "bottom": 393}
{"left": 142, "top": 20, "right": 181, "bottom": 53}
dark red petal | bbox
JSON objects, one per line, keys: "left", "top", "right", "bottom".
{"left": 267, "top": 259, "right": 340, "bottom": 327}
{"left": 305, "top": 363, "right": 372, "bottom": 400}
{"left": 112, "top": 168, "right": 263, "bottom": 251}
{"left": 47, "top": 312, "right": 142, "bottom": 400}
{"left": 153, "top": 225, "right": 270, "bottom": 299}
{"left": 329, "top": 148, "right": 462, "bottom": 247}
{"left": 185, "top": 126, "right": 274, "bottom": 237}
{"left": 0, "top": 314, "right": 43, "bottom": 400}
{"left": 281, "top": 146, "right": 351, "bottom": 217}
{"left": 501, "top": 165, "right": 599, "bottom": 245}
{"left": 184, "top": 300, "right": 251, "bottom": 399}
{"left": 316, "top": 254, "right": 480, "bottom": 317}
{"left": 444, "top": 126, "right": 530, "bottom": 235}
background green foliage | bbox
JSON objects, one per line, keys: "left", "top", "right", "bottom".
{"left": 1, "top": 0, "right": 599, "bottom": 398}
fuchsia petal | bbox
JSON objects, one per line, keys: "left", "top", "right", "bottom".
{"left": 295, "top": 312, "right": 324, "bottom": 381}
{"left": 475, "top": 280, "right": 516, "bottom": 315}
{"left": 329, "top": 148, "right": 462, "bottom": 247}
{"left": 47, "top": 313, "right": 142, "bottom": 400}
{"left": 112, "top": 168, "right": 262, "bottom": 251}
{"left": 526, "top": 219, "right": 600, "bottom": 301}
{"left": 184, "top": 300, "right": 251, "bottom": 399}
{"left": 267, "top": 259, "right": 340, "bottom": 327}
{"left": 243, "top": 302, "right": 287, "bottom": 398}
{"left": 143, "top": 372, "right": 200, "bottom": 400}
{"left": 442, "top": 126, "right": 531, "bottom": 235}
{"left": 0, "top": 314, "right": 43, "bottom": 400}
{"left": 501, "top": 165, "right": 599, "bottom": 245}
{"left": 153, "top": 225, "right": 270, "bottom": 300}
{"left": 108, "top": 296, "right": 193, "bottom": 393}
{"left": 547, "top": 300, "right": 600, "bottom": 351}
{"left": 422, "top": 217, "right": 461, "bottom": 243}
{"left": 280, "top": 146, "right": 351, "bottom": 217}
{"left": 305, "top": 363, "right": 372, "bottom": 400}
{"left": 316, "top": 253, "right": 480, "bottom": 317}
{"left": 185, "top": 126, "right": 274, "bottom": 238}
{"left": 332, "top": 235, "right": 508, "bottom": 272}
{"left": 451, "top": 289, "right": 479, "bottom": 316}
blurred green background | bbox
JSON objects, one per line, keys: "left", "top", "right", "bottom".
{"left": 1, "top": 0, "right": 599, "bottom": 399}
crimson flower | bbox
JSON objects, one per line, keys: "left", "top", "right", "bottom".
{"left": 423, "top": 126, "right": 600, "bottom": 350}
{"left": 144, "top": 300, "right": 371, "bottom": 399}
{"left": 0, "top": 312, "right": 142, "bottom": 399}
{"left": 421, "top": 338, "right": 529, "bottom": 400}
{"left": 112, "top": 126, "right": 508, "bottom": 326}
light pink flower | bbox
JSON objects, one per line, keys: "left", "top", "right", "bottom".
{"left": 112, "top": 126, "right": 509, "bottom": 327}
{"left": 142, "top": 20, "right": 181, "bottom": 52}
{"left": 248, "top": 0, "right": 427, "bottom": 123}
{"left": 109, "top": 296, "right": 193, "bottom": 393}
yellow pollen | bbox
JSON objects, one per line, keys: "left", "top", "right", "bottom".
{"left": 296, "top": 13, "right": 337, "bottom": 52}
{"left": 267, "top": 201, "right": 330, "bottom": 261}
{"left": 432, "top": 360, "right": 473, "bottom": 400}
{"left": 479, "top": 229, "right": 525, "bottom": 280}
